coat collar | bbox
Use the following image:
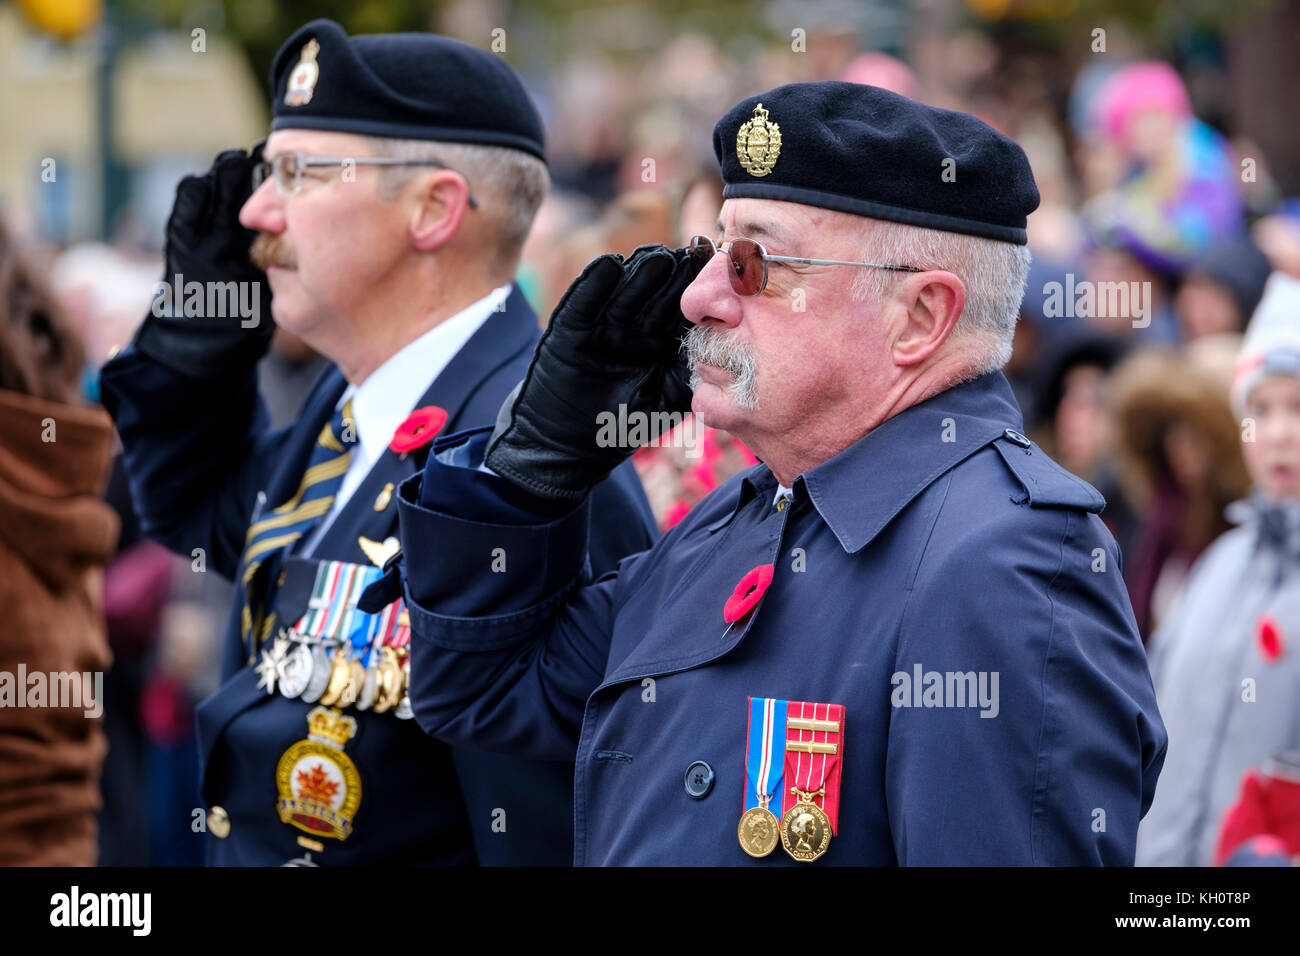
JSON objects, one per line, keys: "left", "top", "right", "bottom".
{"left": 718, "top": 371, "right": 1025, "bottom": 554}
{"left": 297, "top": 285, "right": 541, "bottom": 559}
{"left": 310, "top": 284, "right": 539, "bottom": 433}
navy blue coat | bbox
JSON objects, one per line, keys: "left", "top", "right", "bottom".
{"left": 395, "top": 370, "right": 1168, "bottom": 865}
{"left": 99, "top": 287, "right": 657, "bottom": 865}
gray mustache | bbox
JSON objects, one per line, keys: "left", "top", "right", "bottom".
{"left": 682, "top": 325, "right": 759, "bottom": 411}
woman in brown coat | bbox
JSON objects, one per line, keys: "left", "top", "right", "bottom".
{"left": 0, "top": 218, "right": 118, "bottom": 864}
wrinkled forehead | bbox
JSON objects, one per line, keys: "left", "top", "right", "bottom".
{"left": 263, "top": 128, "right": 378, "bottom": 159}
{"left": 716, "top": 197, "right": 862, "bottom": 253}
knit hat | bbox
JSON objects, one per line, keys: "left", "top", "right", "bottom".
{"left": 1232, "top": 272, "right": 1300, "bottom": 414}
{"left": 1185, "top": 236, "right": 1274, "bottom": 329}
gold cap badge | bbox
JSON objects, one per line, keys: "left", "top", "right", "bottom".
{"left": 284, "top": 38, "right": 320, "bottom": 107}
{"left": 736, "top": 103, "right": 782, "bottom": 178}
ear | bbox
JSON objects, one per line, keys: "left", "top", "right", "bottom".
{"left": 408, "top": 171, "right": 473, "bottom": 253}
{"left": 891, "top": 271, "right": 965, "bottom": 366}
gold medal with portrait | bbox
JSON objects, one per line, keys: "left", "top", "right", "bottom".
{"left": 737, "top": 805, "right": 780, "bottom": 858}
{"left": 780, "top": 788, "right": 831, "bottom": 862}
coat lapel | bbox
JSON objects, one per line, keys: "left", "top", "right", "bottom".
{"left": 313, "top": 286, "right": 540, "bottom": 566}
{"left": 201, "top": 288, "right": 540, "bottom": 787}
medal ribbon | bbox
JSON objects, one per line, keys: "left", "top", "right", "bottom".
{"left": 781, "top": 700, "right": 846, "bottom": 833}
{"left": 743, "top": 697, "right": 787, "bottom": 813}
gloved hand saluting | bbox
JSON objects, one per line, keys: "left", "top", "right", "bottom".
{"left": 485, "top": 244, "right": 706, "bottom": 501}
{"left": 133, "top": 144, "right": 275, "bottom": 378}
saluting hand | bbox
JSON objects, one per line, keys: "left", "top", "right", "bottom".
{"left": 485, "top": 244, "right": 705, "bottom": 501}
{"left": 133, "top": 144, "right": 276, "bottom": 378}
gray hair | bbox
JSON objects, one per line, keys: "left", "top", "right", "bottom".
{"left": 850, "top": 219, "right": 1032, "bottom": 379}
{"left": 367, "top": 136, "right": 549, "bottom": 276}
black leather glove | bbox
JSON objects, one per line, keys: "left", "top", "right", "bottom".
{"left": 133, "top": 144, "right": 275, "bottom": 378}
{"left": 485, "top": 243, "right": 705, "bottom": 501}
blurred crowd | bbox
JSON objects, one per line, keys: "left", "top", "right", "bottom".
{"left": 3, "top": 13, "right": 1300, "bottom": 866}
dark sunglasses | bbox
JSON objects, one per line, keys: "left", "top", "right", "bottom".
{"left": 687, "top": 234, "right": 920, "bottom": 298}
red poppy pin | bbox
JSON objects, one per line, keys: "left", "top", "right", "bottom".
{"left": 389, "top": 406, "right": 448, "bottom": 454}
{"left": 1256, "top": 612, "right": 1284, "bottom": 663}
{"left": 724, "top": 564, "right": 775, "bottom": 625}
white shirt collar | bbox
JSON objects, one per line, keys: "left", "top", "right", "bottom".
{"left": 338, "top": 284, "right": 510, "bottom": 465}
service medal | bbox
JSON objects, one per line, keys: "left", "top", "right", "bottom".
{"left": 319, "top": 648, "right": 352, "bottom": 707}
{"left": 256, "top": 635, "right": 291, "bottom": 695}
{"left": 300, "top": 644, "right": 334, "bottom": 703}
{"left": 738, "top": 805, "right": 780, "bottom": 858}
{"left": 338, "top": 658, "right": 365, "bottom": 709}
{"left": 278, "top": 642, "right": 314, "bottom": 699}
{"left": 355, "top": 663, "right": 380, "bottom": 711}
{"left": 739, "top": 696, "right": 787, "bottom": 858}
{"left": 372, "top": 647, "right": 401, "bottom": 714}
{"left": 780, "top": 787, "right": 832, "bottom": 862}
{"left": 394, "top": 653, "right": 413, "bottom": 719}
{"left": 778, "top": 700, "right": 846, "bottom": 863}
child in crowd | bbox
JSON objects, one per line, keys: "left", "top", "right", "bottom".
{"left": 1136, "top": 273, "right": 1300, "bottom": 865}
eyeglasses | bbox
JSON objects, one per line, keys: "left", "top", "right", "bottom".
{"left": 252, "top": 152, "right": 479, "bottom": 208}
{"left": 687, "top": 234, "right": 920, "bottom": 298}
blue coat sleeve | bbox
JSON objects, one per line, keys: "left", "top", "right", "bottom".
{"left": 98, "top": 346, "right": 290, "bottom": 580}
{"left": 886, "top": 504, "right": 1167, "bottom": 866}
{"left": 398, "top": 429, "right": 651, "bottom": 761}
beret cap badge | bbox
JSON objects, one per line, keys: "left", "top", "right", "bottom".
{"left": 736, "top": 103, "right": 781, "bottom": 178}
{"left": 284, "top": 37, "right": 320, "bottom": 107}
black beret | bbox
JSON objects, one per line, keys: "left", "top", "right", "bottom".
{"left": 269, "top": 19, "right": 545, "bottom": 162}
{"left": 714, "top": 82, "right": 1039, "bottom": 244}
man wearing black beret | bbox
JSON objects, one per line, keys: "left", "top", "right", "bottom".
{"left": 99, "top": 19, "right": 656, "bottom": 865}
{"left": 390, "top": 81, "right": 1168, "bottom": 864}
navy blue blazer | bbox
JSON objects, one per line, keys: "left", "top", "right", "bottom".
{"left": 393, "top": 371, "right": 1168, "bottom": 865}
{"left": 100, "top": 286, "right": 657, "bottom": 865}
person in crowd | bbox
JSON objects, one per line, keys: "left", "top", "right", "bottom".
{"left": 1137, "top": 273, "right": 1300, "bottom": 865}
{"left": 0, "top": 214, "right": 118, "bottom": 865}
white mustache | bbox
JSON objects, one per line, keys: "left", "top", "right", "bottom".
{"left": 682, "top": 325, "right": 759, "bottom": 410}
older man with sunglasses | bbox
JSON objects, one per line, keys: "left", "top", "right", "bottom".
{"left": 99, "top": 19, "right": 656, "bottom": 866}
{"left": 382, "top": 82, "right": 1167, "bottom": 864}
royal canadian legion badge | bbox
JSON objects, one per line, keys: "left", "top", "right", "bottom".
{"left": 736, "top": 103, "right": 782, "bottom": 178}
{"left": 276, "top": 705, "right": 361, "bottom": 841}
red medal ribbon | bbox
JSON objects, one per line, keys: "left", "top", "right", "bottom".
{"left": 781, "top": 700, "right": 846, "bottom": 833}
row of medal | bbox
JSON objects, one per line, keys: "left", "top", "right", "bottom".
{"left": 737, "top": 697, "right": 845, "bottom": 862}
{"left": 255, "top": 560, "right": 413, "bottom": 718}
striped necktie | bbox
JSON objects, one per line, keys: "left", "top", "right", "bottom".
{"left": 238, "top": 399, "right": 357, "bottom": 659}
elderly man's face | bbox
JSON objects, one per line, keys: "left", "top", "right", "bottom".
{"left": 680, "top": 198, "right": 892, "bottom": 442}
{"left": 239, "top": 129, "right": 411, "bottom": 342}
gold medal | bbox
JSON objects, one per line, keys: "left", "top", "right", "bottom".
{"left": 737, "top": 802, "right": 780, "bottom": 858}
{"left": 394, "top": 653, "right": 414, "bottom": 720}
{"left": 319, "top": 648, "right": 352, "bottom": 707}
{"left": 780, "top": 787, "right": 831, "bottom": 862}
{"left": 337, "top": 658, "right": 365, "bottom": 709}
{"left": 373, "top": 647, "right": 401, "bottom": 714}
{"left": 356, "top": 663, "right": 380, "bottom": 711}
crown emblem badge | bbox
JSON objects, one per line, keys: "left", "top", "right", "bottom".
{"left": 736, "top": 103, "right": 782, "bottom": 178}
{"left": 284, "top": 37, "right": 320, "bottom": 107}
{"left": 275, "top": 705, "right": 361, "bottom": 842}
